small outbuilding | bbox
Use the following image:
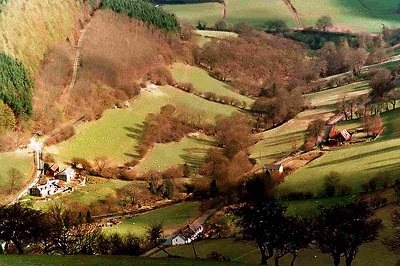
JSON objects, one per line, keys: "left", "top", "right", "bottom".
{"left": 56, "top": 168, "right": 75, "bottom": 183}
{"left": 45, "top": 163, "right": 60, "bottom": 177}
{"left": 263, "top": 164, "right": 284, "bottom": 174}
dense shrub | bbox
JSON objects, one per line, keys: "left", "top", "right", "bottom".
{"left": 0, "top": 100, "right": 16, "bottom": 132}
{"left": 45, "top": 126, "right": 76, "bottom": 146}
{"left": 102, "top": 0, "right": 180, "bottom": 32}
{"left": 0, "top": 53, "right": 33, "bottom": 118}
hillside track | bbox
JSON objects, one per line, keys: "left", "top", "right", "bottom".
{"left": 282, "top": 0, "right": 303, "bottom": 29}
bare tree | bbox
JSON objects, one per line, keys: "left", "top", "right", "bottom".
{"left": 8, "top": 167, "right": 23, "bottom": 192}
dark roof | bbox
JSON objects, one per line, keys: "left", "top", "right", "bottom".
{"left": 340, "top": 130, "right": 352, "bottom": 141}
{"left": 263, "top": 164, "right": 283, "bottom": 170}
{"left": 189, "top": 222, "right": 203, "bottom": 232}
{"left": 49, "top": 164, "right": 59, "bottom": 171}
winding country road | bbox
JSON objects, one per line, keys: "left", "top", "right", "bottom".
{"left": 10, "top": 137, "right": 43, "bottom": 205}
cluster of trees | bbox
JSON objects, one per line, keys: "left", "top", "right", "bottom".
{"left": 101, "top": 0, "right": 180, "bottom": 32}
{"left": 0, "top": 52, "right": 33, "bottom": 119}
{"left": 138, "top": 104, "right": 195, "bottom": 157}
{"left": 0, "top": 203, "right": 163, "bottom": 255}
{"left": 0, "top": 100, "right": 16, "bottom": 132}
{"left": 251, "top": 86, "right": 304, "bottom": 129}
{"left": 175, "top": 82, "right": 247, "bottom": 109}
{"left": 199, "top": 30, "right": 318, "bottom": 96}
{"left": 201, "top": 114, "right": 254, "bottom": 192}
{"left": 232, "top": 198, "right": 382, "bottom": 266}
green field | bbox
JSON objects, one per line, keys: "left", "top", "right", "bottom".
{"left": 0, "top": 152, "right": 34, "bottom": 204}
{"left": 136, "top": 134, "right": 216, "bottom": 174}
{"left": 104, "top": 202, "right": 201, "bottom": 236}
{"left": 195, "top": 30, "right": 238, "bottom": 47}
{"left": 171, "top": 63, "right": 254, "bottom": 107}
{"left": 165, "top": 0, "right": 296, "bottom": 28}
{"left": 0, "top": 256, "right": 238, "bottom": 266}
{"left": 291, "top": 0, "right": 400, "bottom": 33}
{"left": 33, "top": 177, "right": 132, "bottom": 210}
{"left": 167, "top": 0, "right": 400, "bottom": 33}
{"left": 49, "top": 86, "right": 238, "bottom": 165}
{"left": 250, "top": 82, "right": 370, "bottom": 166}
{"left": 278, "top": 107, "right": 400, "bottom": 196}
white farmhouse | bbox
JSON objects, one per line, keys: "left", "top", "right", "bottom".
{"left": 56, "top": 168, "right": 75, "bottom": 183}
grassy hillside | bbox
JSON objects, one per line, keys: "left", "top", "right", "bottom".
{"left": 171, "top": 63, "right": 254, "bottom": 107}
{"left": 136, "top": 134, "right": 216, "bottom": 174}
{"left": 195, "top": 30, "right": 238, "bottom": 47}
{"left": 278, "top": 107, "right": 400, "bottom": 196}
{"left": 250, "top": 82, "right": 370, "bottom": 166}
{"left": 167, "top": 0, "right": 400, "bottom": 33}
{"left": 33, "top": 177, "right": 131, "bottom": 210}
{"left": 0, "top": 152, "right": 34, "bottom": 204}
{"left": 104, "top": 202, "right": 201, "bottom": 236}
{"left": 0, "top": 0, "right": 83, "bottom": 73}
{"left": 49, "top": 86, "right": 238, "bottom": 165}
{"left": 291, "top": 0, "right": 400, "bottom": 33}
{"left": 165, "top": 0, "right": 296, "bottom": 28}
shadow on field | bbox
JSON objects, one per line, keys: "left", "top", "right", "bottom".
{"left": 309, "top": 144, "right": 400, "bottom": 168}
{"left": 124, "top": 124, "right": 144, "bottom": 141}
{"left": 180, "top": 147, "right": 209, "bottom": 168}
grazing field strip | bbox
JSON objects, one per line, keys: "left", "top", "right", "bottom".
{"left": 49, "top": 86, "right": 238, "bottom": 165}
{"left": 171, "top": 63, "right": 254, "bottom": 107}
{"left": 103, "top": 202, "right": 201, "bottom": 236}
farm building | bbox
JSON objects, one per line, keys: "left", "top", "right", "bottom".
{"left": 45, "top": 163, "right": 60, "bottom": 177}
{"left": 56, "top": 168, "right": 75, "bottom": 182}
{"left": 329, "top": 125, "right": 353, "bottom": 143}
{"left": 263, "top": 164, "right": 284, "bottom": 174}
{"left": 168, "top": 222, "right": 204, "bottom": 246}
{"left": 30, "top": 180, "right": 61, "bottom": 197}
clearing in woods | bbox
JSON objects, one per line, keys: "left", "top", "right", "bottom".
{"left": 171, "top": 63, "right": 254, "bottom": 107}
{"left": 103, "top": 202, "right": 201, "bottom": 236}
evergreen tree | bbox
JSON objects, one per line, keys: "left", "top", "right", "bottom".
{"left": 102, "top": 0, "right": 180, "bottom": 32}
{"left": 0, "top": 52, "right": 33, "bottom": 118}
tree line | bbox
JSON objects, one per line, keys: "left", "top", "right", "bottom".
{"left": 230, "top": 173, "right": 385, "bottom": 266}
{"left": 0, "top": 203, "right": 165, "bottom": 256}
{"left": 101, "top": 0, "right": 180, "bottom": 32}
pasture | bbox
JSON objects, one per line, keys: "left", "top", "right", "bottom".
{"left": 165, "top": 0, "right": 296, "bottom": 28}
{"left": 103, "top": 202, "right": 201, "bottom": 236}
{"left": 278, "top": 107, "right": 400, "bottom": 196}
{"left": 167, "top": 0, "right": 400, "bottom": 33}
{"left": 0, "top": 152, "right": 34, "bottom": 204}
{"left": 250, "top": 82, "right": 370, "bottom": 166}
{"left": 136, "top": 134, "right": 216, "bottom": 174}
{"left": 171, "top": 63, "right": 254, "bottom": 107}
{"left": 291, "top": 0, "right": 400, "bottom": 33}
{"left": 49, "top": 85, "right": 238, "bottom": 165}
{"left": 195, "top": 29, "right": 238, "bottom": 47}
{"left": 33, "top": 177, "right": 132, "bottom": 211}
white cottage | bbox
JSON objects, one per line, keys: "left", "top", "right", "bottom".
{"left": 56, "top": 168, "right": 75, "bottom": 182}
